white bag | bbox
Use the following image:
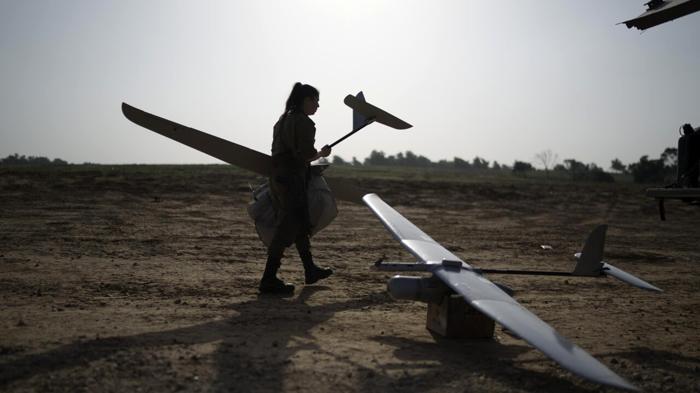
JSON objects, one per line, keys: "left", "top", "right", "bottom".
{"left": 247, "top": 173, "right": 338, "bottom": 247}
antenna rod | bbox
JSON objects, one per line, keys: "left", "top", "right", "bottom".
{"left": 328, "top": 119, "right": 375, "bottom": 148}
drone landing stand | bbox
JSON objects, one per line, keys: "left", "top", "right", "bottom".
{"left": 645, "top": 187, "right": 700, "bottom": 220}
{"left": 427, "top": 294, "right": 495, "bottom": 338}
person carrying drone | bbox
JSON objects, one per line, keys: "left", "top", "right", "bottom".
{"left": 259, "top": 82, "right": 334, "bottom": 294}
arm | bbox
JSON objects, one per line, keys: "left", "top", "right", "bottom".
{"left": 308, "top": 145, "right": 331, "bottom": 162}
{"left": 294, "top": 115, "right": 331, "bottom": 162}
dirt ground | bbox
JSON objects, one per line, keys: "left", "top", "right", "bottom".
{"left": 1, "top": 166, "right": 698, "bottom": 393}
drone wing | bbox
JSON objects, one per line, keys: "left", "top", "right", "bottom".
{"left": 122, "top": 103, "right": 273, "bottom": 176}
{"left": 363, "top": 193, "right": 637, "bottom": 391}
{"left": 622, "top": 0, "right": 700, "bottom": 30}
{"left": 122, "top": 103, "right": 366, "bottom": 203}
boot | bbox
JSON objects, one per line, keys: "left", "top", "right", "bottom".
{"left": 259, "top": 253, "right": 294, "bottom": 294}
{"left": 259, "top": 276, "right": 295, "bottom": 294}
{"left": 304, "top": 265, "right": 333, "bottom": 285}
{"left": 297, "top": 236, "right": 333, "bottom": 285}
{"left": 300, "top": 250, "right": 332, "bottom": 285}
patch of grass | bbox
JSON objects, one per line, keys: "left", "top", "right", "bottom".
{"left": 1, "top": 163, "right": 640, "bottom": 187}
{"left": 325, "top": 164, "right": 635, "bottom": 185}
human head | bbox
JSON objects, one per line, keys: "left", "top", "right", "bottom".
{"left": 682, "top": 123, "right": 694, "bottom": 136}
{"left": 284, "top": 82, "right": 320, "bottom": 116}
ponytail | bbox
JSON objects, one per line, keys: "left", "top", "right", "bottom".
{"left": 283, "top": 82, "right": 319, "bottom": 117}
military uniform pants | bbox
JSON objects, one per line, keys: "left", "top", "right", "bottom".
{"left": 263, "top": 173, "right": 315, "bottom": 280}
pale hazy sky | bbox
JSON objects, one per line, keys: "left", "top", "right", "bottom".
{"left": 1, "top": 1, "right": 699, "bottom": 168}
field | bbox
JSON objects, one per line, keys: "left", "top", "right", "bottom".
{"left": 1, "top": 165, "right": 698, "bottom": 392}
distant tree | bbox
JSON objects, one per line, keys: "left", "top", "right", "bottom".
{"left": 396, "top": 151, "right": 431, "bottom": 167}
{"left": 512, "top": 161, "right": 534, "bottom": 175}
{"left": 535, "top": 149, "right": 558, "bottom": 177}
{"left": 435, "top": 159, "right": 449, "bottom": 168}
{"left": 0, "top": 153, "right": 68, "bottom": 166}
{"left": 331, "top": 155, "right": 348, "bottom": 165}
{"left": 623, "top": 147, "right": 678, "bottom": 184}
{"left": 563, "top": 159, "right": 587, "bottom": 181}
{"left": 453, "top": 157, "right": 470, "bottom": 169}
{"left": 32, "top": 156, "right": 51, "bottom": 165}
{"left": 395, "top": 152, "right": 405, "bottom": 165}
{"left": 472, "top": 156, "right": 489, "bottom": 169}
{"left": 587, "top": 165, "right": 615, "bottom": 183}
{"left": 415, "top": 154, "right": 432, "bottom": 167}
{"left": 661, "top": 147, "right": 677, "bottom": 166}
{"left": 1, "top": 154, "right": 22, "bottom": 165}
{"left": 563, "top": 158, "right": 586, "bottom": 173}
{"left": 610, "top": 158, "right": 627, "bottom": 174}
{"left": 628, "top": 155, "right": 665, "bottom": 183}
{"left": 566, "top": 159, "right": 615, "bottom": 182}
{"left": 491, "top": 161, "right": 501, "bottom": 170}
{"left": 404, "top": 151, "right": 418, "bottom": 166}
{"left": 660, "top": 147, "right": 678, "bottom": 170}
{"left": 364, "top": 150, "right": 388, "bottom": 166}
{"left": 351, "top": 156, "right": 362, "bottom": 166}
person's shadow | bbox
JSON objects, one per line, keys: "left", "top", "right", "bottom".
{"left": 1, "top": 286, "right": 654, "bottom": 392}
{"left": 0, "top": 286, "right": 388, "bottom": 391}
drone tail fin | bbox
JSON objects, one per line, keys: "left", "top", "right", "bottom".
{"left": 572, "top": 225, "right": 607, "bottom": 277}
{"left": 352, "top": 91, "right": 372, "bottom": 130}
{"left": 573, "top": 225, "right": 662, "bottom": 292}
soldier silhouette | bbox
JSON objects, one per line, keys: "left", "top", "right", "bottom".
{"left": 259, "top": 82, "right": 333, "bottom": 294}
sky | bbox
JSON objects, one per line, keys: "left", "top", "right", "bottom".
{"left": 1, "top": 1, "right": 699, "bottom": 168}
